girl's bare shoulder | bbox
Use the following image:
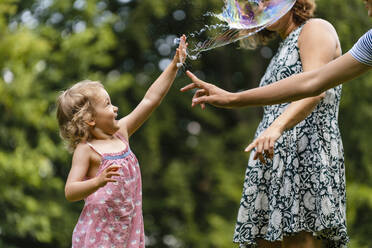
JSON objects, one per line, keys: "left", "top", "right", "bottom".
{"left": 73, "top": 142, "right": 95, "bottom": 161}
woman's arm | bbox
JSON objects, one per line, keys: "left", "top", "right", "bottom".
{"left": 65, "top": 144, "right": 120, "bottom": 202}
{"left": 233, "top": 52, "right": 370, "bottom": 106}
{"left": 118, "top": 35, "right": 187, "bottom": 138}
{"left": 181, "top": 49, "right": 370, "bottom": 108}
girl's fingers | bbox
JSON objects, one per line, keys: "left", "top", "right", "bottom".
{"left": 107, "top": 165, "right": 120, "bottom": 171}
{"left": 107, "top": 172, "right": 121, "bottom": 177}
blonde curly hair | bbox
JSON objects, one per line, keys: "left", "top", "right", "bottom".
{"left": 56, "top": 80, "right": 104, "bottom": 152}
{"left": 240, "top": 0, "right": 316, "bottom": 49}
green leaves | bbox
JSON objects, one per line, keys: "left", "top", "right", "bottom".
{"left": 0, "top": 0, "right": 371, "bottom": 247}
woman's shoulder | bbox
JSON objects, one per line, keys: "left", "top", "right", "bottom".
{"left": 298, "top": 18, "right": 340, "bottom": 49}
{"left": 304, "top": 18, "right": 335, "bottom": 28}
{"left": 301, "top": 18, "right": 338, "bottom": 37}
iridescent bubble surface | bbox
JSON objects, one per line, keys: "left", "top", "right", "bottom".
{"left": 187, "top": 0, "right": 296, "bottom": 59}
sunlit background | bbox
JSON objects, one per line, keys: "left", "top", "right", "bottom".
{"left": 0, "top": 0, "right": 371, "bottom": 247}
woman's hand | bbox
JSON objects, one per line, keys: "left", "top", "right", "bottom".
{"left": 245, "top": 125, "right": 283, "bottom": 164}
{"left": 95, "top": 164, "right": 121, "bottom": 188}
{"left": 180, "top": 70, "right": 235, "bottom": 109}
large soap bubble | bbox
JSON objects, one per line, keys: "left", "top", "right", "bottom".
{"left": 187, "top": 0, "right": 296, "bottom": 59}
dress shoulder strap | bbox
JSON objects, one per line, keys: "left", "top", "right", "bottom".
{"left": 87, "top": 142, "right": 103, "bottom": 157}
{"left": 115, "top": 132, "right": 129, "bottom": 145}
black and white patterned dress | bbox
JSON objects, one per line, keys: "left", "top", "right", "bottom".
{"left": 233, "top": 24, "right": 349, "bottom": 247}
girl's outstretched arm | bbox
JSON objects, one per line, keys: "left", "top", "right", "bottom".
{"left": 181, "top": 53, "right": 370, "bottom": 108}
{"left": 118, "top": 35, "right": 187, "bottom": 138}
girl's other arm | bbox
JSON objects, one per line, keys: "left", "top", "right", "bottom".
{"left": 65, "top": 144, "right": 120, "bottom": 202}
{"left": 118, "top": 35, "right": 187, "bottom": 137}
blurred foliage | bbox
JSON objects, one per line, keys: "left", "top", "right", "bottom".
{"left": 0, "top": 0, "right": 371, "bottom": 247}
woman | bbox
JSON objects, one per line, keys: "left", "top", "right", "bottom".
{"left": 182, "top": 2, "right": 371, "bottom": 162}
{"left": 184, "top": 0, "right": 348, "bottom": 247}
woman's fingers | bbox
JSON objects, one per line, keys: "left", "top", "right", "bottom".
{"left": 192, "top": 95, "right": 210, "bottom": 105}
{"left": 256, "top": 139, "right": 264, "bottom": 154}
{"left": 257, "top": 152, "right": 265, "bottom": 164}
{"left": 263, "top": 138, "right": 270, "bottom": 158}
{"left": 194, "top": 89, "right": 207, "bottom": 98}
{"left": 268, "top": 138, "right": 275, "bottom": 158}
{"left": 181, "top": 71, "right": 208, "bottom": 92}
{"left": 186, "top": 71, "right": 206, "bottom": 87}
{"left": 246, "top": 135, "right": 276, "bottom": 163}
{"left": 245, "top": 141, "right": 256, "bottom": 152}
{"left": 192, "top": 89, "right": 207, "bottom": 108}
{"left": 254, "top": 140, "right": 263, "bottom": 162}
{"left": 181, "top": 83, "right": 196, "bottom": 92}
{"left": 253, "top": 138, "right": 267, "bottom": 164}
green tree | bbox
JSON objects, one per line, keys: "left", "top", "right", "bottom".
{"left": 0, "top": 0, "right": 371, "bottom": 247}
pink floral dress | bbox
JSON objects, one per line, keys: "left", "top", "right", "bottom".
{"left": 72, "top": 134, "right": 144, "bottom": 248}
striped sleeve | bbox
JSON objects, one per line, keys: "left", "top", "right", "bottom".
{"left": 349, "top": 29, "right": 372, "bottom": 67}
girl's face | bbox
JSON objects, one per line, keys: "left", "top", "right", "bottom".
{"left": 92, "top": 88, "right": 119, "bottom": 136}
{"left": 364, "top": 0, "right": 372, "bottom": 17}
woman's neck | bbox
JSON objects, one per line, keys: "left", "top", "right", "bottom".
{"left": 271, "top": 11, "right": 299, "bottom": 39}
{"left": 278, "top": 22, "right": 297, "bottom": 40}
{"left": 278, "top": 21, "right": 298, "bottom": 39}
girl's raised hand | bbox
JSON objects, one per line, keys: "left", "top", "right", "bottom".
{"left": 96, "top": 164, "right": 121, "bottom": 188}
{"left": 174, "top": 34, "right": 188, "bottom": 68}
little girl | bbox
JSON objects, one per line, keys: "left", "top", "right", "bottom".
{"left": 56, "top": 35, "right": 186, "bottom": 248}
